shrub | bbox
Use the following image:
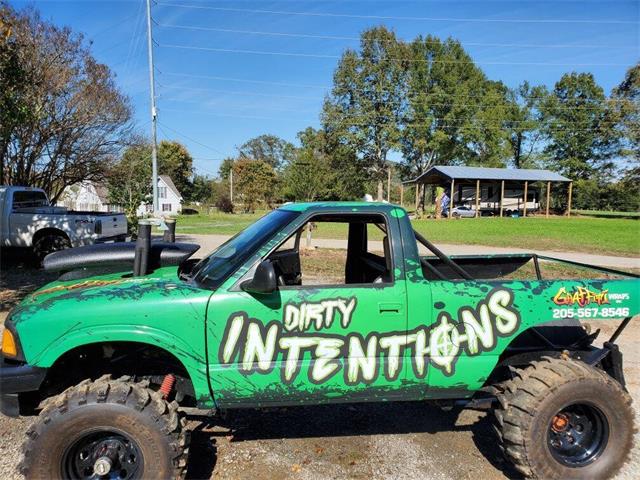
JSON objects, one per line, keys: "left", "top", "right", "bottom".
{"left": 216, "top": 195, "right": 234, "bottom": 213}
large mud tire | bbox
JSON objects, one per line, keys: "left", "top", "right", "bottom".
{"left": 493, "top": 356, "right": 634, "bottom": 479}
{"left": 20, "top": 375, "right": 189, "bottom": 480}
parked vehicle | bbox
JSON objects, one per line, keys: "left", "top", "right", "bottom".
{"left": 444, "top": 205, "right": 478, "bottom": 218}
{"left": 0, "top": 186, "right": 127, "bottom": 260}
{"left": 1, "top": 202, "right": 638, "bottom": 479}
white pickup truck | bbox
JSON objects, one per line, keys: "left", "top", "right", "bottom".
{"left": 0, "top": 186, "right": 127, "bottom": 260}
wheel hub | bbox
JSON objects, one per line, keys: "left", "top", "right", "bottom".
{"left": 62, "top": 431, "right": 142, "bottom": 479}
{"left": 547, "top": 403, "right": 609, "bottom": 467}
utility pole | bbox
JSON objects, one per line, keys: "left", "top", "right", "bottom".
{"left": 229, "top": 168, "right": 234, "bottom": 203}
{"left": 145, "top": 0, "right": 159, "bottom": 213}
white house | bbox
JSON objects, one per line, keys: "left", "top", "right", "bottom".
{"left": 136, "top": 176, "right": 183, "bottom": 216}
{"left": 59, "top": 175, "right": 182, "bottom": 217}
{"left": 58, "top": 182, "right": 121, "bottom": 212}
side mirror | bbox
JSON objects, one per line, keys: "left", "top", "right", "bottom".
{"left": 241, "top": 259, "right": 277, "bottom": 294}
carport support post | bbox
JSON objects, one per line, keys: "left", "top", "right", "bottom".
{"left": 499, "top": 180, "right": 505, "bottom": 217}
{"left": 414, "top": 183, "right": 419, "bottom": 211}
{"left": 449, "top": 178, "right": 455, "bottom": 219}
{"left": 545, "top": 181, "right": 551, "bottom": 218}
{"left": 400, "top": 183, "right": 404, "bottom": 207}
{"left": 475, "top": 180, "right": 480, "bottom": 218}
{"left": 566, "top": 181, "right": 573, "bottom": 217}
{"left": 523, "top": 181, "right": 528, "bottom": 217}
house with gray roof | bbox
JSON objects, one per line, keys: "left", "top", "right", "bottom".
{"left": 59, "top": 175, "right": 183, "bottom": 217}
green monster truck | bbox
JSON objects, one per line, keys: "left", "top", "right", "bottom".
{"left": 1, "top": 202, "right": 638, "bottom": 479}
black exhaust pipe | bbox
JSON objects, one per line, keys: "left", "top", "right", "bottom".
{"left": 133, "top": 219, "right": 152, "bottom": 276}
{"left": 163, "top": 218, "right": 176, "bottom": 243}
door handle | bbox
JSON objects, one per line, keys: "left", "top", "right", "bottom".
{"left": 378, "top": 302, "right": 403, "bottom": 314}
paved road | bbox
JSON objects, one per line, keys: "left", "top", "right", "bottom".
{"left": 178, "top": 233, "right": 640, "bottom": 269}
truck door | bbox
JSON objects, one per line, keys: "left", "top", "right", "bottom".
{"left": 206, "top": 211, "right": 417, "bottom": 408}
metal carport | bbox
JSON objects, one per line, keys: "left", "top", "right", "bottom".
{"left": 403, "top": 165, "right": 573, "bottom": 218}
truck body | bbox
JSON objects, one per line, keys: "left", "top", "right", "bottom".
{"left": 1, "top": 202, "right": 637, "bottom": 479}
{"left": 0, "top": 186, "right": 127, "bottom": 256}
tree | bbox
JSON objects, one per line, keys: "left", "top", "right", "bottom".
{"left": 612, "top": 63, "right": 640, "bottom": 203}
{"left": 401, "top": 36, "right": 490, "bottom": 179}
{"left": 237, "top": 134, "right": 295, "bottom": 171}
{"left": 539, "top": 72, "right": 620, "bottom": 180}
{"left": 190, "top": 174, "right": 213, "bottom": 203}
{"left": 217, "top": 157, "right": 235, "bottom": 180}
{"left": 107, "top": 143, "right": 152, "bottom": 232}
{"left": 282, "top": 130, "right": 333, "bottom": 202}
{"left": 459, "top": 80, "right": 511, "bottom": 168}
{"left": 612, "top": 63, "right": 640, "bottom": 162}
{"left": 504, "top": 82, "right": 547, "bottom": 168}
{"left": 157, "top": 140, "right": 193, "bottom": 200}
{"left": 298, "top": 126, "right": 370, "bottom": 200}
{"left": 233, "top": 159, "right": 276, "bottom": 212}
{"left": 0, "top": 4, "right": 131, "bottom": 201}
{"left": 322, "top": 26, "right": 407, "bottom": 200}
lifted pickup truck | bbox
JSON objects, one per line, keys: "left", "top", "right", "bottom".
{"left": 1, "top": 202, "right": 638, "bottom": 479}
{"left": 0, "top": 186, "right": 127, "bottom": 260}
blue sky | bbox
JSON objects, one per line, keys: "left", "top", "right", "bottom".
{"left": 12, "top": 0, "right": 640, "bottom": 177}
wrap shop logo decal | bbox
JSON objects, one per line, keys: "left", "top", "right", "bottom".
{"left": 552, "top": 286, "right": 609, "bottom": 307}
{"left": 218, "top": 289, "right": 520, "bottom": 384}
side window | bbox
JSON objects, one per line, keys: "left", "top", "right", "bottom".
{"left": 267, "top": 214, "right": 393, "bottom": 287}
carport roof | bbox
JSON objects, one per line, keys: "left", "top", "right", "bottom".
{"left": 409, "top": 165, "right": 571, "bottom": 184}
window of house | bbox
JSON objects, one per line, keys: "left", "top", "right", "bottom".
{"left": 267, "top": 214, "right": 392, "bottom": 287}
{"left": 162, "top": 203, "right": 172, "bottom": 212}
{"left": 158, "top": 187, "right": 167, "bottom": 199}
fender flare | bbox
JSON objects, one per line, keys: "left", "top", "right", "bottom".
{"left": 32, "top": 324, "right": 211, "bottom": 402}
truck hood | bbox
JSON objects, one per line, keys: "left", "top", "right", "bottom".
{"left": 9, "top": 267, "right": 205, "bottom": 326}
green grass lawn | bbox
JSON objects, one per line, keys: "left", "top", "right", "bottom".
{"left": 174, "top": 211, "right": 640, "bottom": 257}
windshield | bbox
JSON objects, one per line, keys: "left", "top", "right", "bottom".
{"left": 191, "top": 209, "right": 300, "bottom": 289}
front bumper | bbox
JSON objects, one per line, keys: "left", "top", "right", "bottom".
{"left": 0, "top": 359, "right": 47, "bottom": 417}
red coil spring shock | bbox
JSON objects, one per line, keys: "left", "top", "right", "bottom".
{"left": 159, "top": 374, "right": 176, "bottom": 399}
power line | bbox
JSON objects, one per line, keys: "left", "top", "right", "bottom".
{"left": 158, "top": 84, "right": 320, "bottom": 101}
{"left": 162, "top": 71, "right": 329, "bottom": 89}
{"left": 157, "top": 120, "right": 228, "bottom": 156}
{"left": 160, "top": 107, "right": 621, "bottom": 131}
{"left": 156, "top": 2, "right": 636, "bottom": 25}
{"left": 156, "top": 22, "right": 635, "bottom": 50}
{"left": 157, "top": 43, "right": 632, "bottom": 66}
{"left": 157, "top": 82, "right": 626, "bottom": 111}
{"left": 161, "top": 71, "right": 631, "bottom": 103}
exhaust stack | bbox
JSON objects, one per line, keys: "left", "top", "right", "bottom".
{"left": 133, "top": 219, "right": 152, "bottom": 276}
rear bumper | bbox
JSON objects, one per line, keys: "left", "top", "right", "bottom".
{"left": 0, "top": 360, "right": 47, "bottom": 417}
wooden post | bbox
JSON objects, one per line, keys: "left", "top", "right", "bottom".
{"left": 566, "top": 181, "right": 573, "bottom": 217}
{"left": 387, "top": 167, "right": 391, "bottom": 202}
{"left": 415, "top": 183, "right": 419, "bottom": 211}
{"left": 475, "top": 179, "right": 480, "bottom": 218}
{"left": 449, "top": 179, "right": 455, "bottom": 219}
{"left": 400, "top": 183, "right": 404, "bottom": 207}
{"left": 523, "top": 181, "right": 528, "bottom": 217}
{"left": 499, "top": 180, "right": 505, "bottom": 217}
{"left": 545, "top": 181, "right": 551, "bottom": 218}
